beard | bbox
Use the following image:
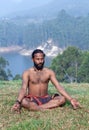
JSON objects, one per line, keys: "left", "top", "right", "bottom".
{"left": 34, "top": 61, "right": 45, "bottom": 70}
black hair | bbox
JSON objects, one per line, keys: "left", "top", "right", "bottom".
{"left": 32, "top": 49, "right": 45, "bottom": 58}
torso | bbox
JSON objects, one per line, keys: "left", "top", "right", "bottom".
{"left": 26, "top": 67, "right": 51, "bottom": 96}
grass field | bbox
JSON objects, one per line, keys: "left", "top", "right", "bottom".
{"left": 0, "top": 80, "right": 89, "bottom": 130}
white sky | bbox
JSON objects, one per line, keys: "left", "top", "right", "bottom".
{"left": 0, "top": 0, "right": 52, "bottom": 17}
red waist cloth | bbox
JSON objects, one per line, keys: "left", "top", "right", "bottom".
{"left": 25, "top": 94, "right": 52, "bottom": 105}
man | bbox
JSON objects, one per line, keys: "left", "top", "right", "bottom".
{"left": 12, "top": 49, "right": 81, "bottom": 113}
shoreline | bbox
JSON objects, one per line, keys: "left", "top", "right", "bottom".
{"left": 0, "top": 46, "right": 33, "bottom": 56}
{"left": 0, "top": 45, "right": 62, "bottom": 57}
{"left": 0, "top": 46, "right": 22, "bottom": 53}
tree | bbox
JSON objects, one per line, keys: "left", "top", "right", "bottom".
{"left": 50, "top": 46, "right": 82, "bottom": 83}
{"left": 0, "top": 56, "right": 12, "bottom": 80}
{"left": 78, "top": 51, "right": 89, "bottom": 82}
{"left": 13, "top": 74, "right": 22, "bottom": 80}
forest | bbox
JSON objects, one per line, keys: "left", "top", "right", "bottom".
{"left": 50, "top": 46, "right": 89, "bottom": 83}
{"left": 0, "top": 10, "right": 89, "bottom": 50}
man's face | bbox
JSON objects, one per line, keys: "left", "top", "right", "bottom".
{"left": 33, "top": 53, "right": 45, "bottom": 70}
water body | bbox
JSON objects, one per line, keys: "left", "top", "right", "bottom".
{"left": 0, "top": 52, "right": 52, "bottom": 77}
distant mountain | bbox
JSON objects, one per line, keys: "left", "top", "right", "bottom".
{"left": 9, "top": 0, "right": 89, "bottom": 20}
{"left": 0, "top": 2, "right": 89, "bottom": 52}
{"left": 0, "top": 10, "right": 89, "bottom": 51}
{"left": 48, "top": 0, "right": 89, "bottom": 16}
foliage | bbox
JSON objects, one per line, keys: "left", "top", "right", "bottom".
{"left": 0, "top": 56, "right": 12, "bottom": 80}
{"left": 50, "top": 46, "right": 89, "bottom": 83}
{"left": 13, "top": 74, "right": 22, "bottom": 80}
{"left": 0, "top": 81, "right": 89, "bottom": 130}
{"left": 0, "top": 10, "right": 89, "bottom": 50}
{"left": 78, "top": 51, "right": 89, "bottom": 82}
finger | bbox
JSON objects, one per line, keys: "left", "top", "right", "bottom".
{"left": 78, "top": 103, "right": 82, "bottom": 108}
{"left": 11, "top": 107, "right": 21, "bottom": 114}
{"left": 72, "top": 103, "right": 82, "bottom": 110}
{"left": 75, "top": 102, "right": 82, "bottom": 108}
{"left": 72, "top": 105, "right": 78, "bottom": 110}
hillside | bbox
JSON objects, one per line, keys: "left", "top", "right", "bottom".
{"left": 9, "top": 0, "right": 89, "bottom": 19}
{"left": 0, "top": 10, "right": 89, "bottom": 51}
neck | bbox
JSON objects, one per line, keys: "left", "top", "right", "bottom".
{"left": 33, "top": 66, "right": 43, "bottom": 71}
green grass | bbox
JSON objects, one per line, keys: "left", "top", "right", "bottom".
{"left": 0, "top": 80, "right": 89, "bottom": 130}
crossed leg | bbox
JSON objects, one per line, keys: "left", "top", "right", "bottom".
{"left": 21, "top": 95, "right": 66, "bottom": 111}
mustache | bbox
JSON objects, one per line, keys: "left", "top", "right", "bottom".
{"left": 34, "top": 61, "right": 45, "bottom": 70}
{"left": 38, "top": 63, "right": 43, "bottom": 65}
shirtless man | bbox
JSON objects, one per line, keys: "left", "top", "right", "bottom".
{"left": 12, "top": 49, "right": 81, "bottom": 113}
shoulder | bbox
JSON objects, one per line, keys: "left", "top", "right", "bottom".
{"left": 44, "top": 67, "right": 55, "bottom": 75}
{"left": 22, "top": 68, "right": 33, "bottom": 78}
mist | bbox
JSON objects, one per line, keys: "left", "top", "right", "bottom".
{"left": 0, "top": 0, "right": 52, "bottom": 17}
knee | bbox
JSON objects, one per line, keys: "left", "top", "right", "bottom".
{"left": 21, "top": 98, "right": 28, "bottom": 108}
{"left": 55, "top": 96, "right": 66, "bottom": 107}
{"left": 21, "top": 98, "right": 39, "bottom": 111}
{"left": 59, "top": 96, "right": 66, "bottom": 106}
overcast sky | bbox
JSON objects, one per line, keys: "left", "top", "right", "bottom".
{"left": 0, "top": 0, "right": 52, "bottom": 17}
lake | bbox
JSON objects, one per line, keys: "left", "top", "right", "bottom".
{"left": 0, "top": 52, "right": 52, "bottom": 77}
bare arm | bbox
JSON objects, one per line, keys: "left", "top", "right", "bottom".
{"left": 11, "top": 71, "right": 29, "bottom": 112}
{"left": 50, "top": 70, "right": 81, "bottom": 109}
{"left": 17, "top": 71, "right": 29, "bottom": 102}
{"left": 50, "top": 70, "right": 72, "bottom": 101}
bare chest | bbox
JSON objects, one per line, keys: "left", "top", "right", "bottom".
{"left": 30, "top": 71, "right": 49, "bottom": 84}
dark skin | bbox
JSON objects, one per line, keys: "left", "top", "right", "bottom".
{"left": 11, "top": 52, "right": 81, "bottom": 113}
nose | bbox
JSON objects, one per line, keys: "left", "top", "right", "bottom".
{"left": 39, "top": 59, "right": 43, "bottom": 64}
{"left": 39, "top": 60, "right": 43, "bottom": 64}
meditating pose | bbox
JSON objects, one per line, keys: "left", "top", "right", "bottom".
{"left": 12, "top": 49, "right": 81, "bottom": 113}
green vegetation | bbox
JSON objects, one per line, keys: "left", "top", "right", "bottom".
{"left": 0, "top": 10, "right": 89, "bottom": 50}
{"left": 50, "top": 46, "right": 89, "bottom": 83}
{"left": 0, "top": 56, "right": 12, "bottom": 80}
{"left": 0, "top": 80, "right": 89, "bottom": 130}
{"left": 13, "top": 74, "right": 22, "bottom": 80}
{"left": 0, "top": 57, "right": 21, "bottom": 80}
